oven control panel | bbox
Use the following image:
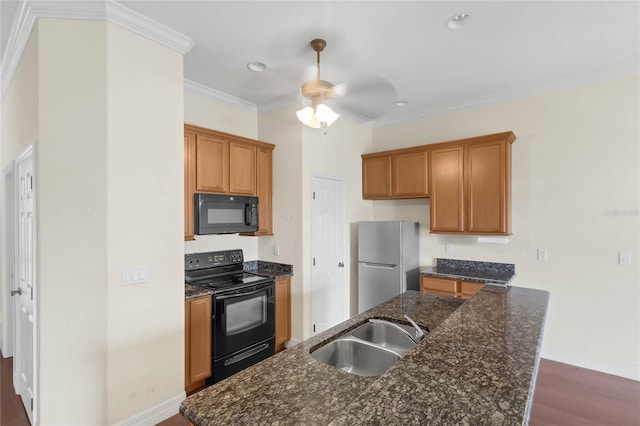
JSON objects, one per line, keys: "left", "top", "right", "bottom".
{"left": 185, "top": 249, "right": 244, "bottom": 270}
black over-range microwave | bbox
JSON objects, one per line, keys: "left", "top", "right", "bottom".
{"left": 194, "top": 193, "right": 259, "bottom": 235}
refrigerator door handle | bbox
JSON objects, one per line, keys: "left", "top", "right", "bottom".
{"left": 361, "top": 262, "right": 397, "bottom": 269}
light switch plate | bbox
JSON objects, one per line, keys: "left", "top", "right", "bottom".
{"left": 122, "top": 266, "right": 149, "bottom": 285}
{"left": 619, "top": 252, "right": 632, "bottom": 265}
{"left": 537, "top": 249, "right": 548, "bottom": 261}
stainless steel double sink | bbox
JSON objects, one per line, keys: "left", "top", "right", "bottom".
{"left": 310, "top": 318, "right": 428, "bottom": 377}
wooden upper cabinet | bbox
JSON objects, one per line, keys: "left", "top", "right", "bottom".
{"left": 466, "top": 139, "right": 510, "bottom": 234}
{"left": 241, "top": 146, "right": 274, "bottom": 236}
{"left": 430, "top": 132, "right": 515, "bottom": 235}
{"left": 362, "top": 148, "right": 429, "bottom": 199}
{"left": 184, "top": 132, "right": 196, "bottom": 241}
{"left": 362, "top": 154, "right": 392, "bottom": 199}
{"left": 393, "top": 149, "right": 429, "bottom": 197}
{"left": 430, "top": 147, "right": 464, "bottom": 232}
{"left": 196, "top": 134, "right": 229, "bottom": 193}
{"left": 229, "top": 141, "right": 257, "bottom": 195}
{"left": 185, "top": 124, "right": 275, "bottom": 240}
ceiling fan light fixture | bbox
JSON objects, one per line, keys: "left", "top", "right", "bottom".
{"left": 296, "top": 106, "right": 321, "bottom": 129}
{"left": 315, "top": 103, "right": 340, "bottom": 126}
{"left": 296, "top": 38, "right": 340, "bottom": 129}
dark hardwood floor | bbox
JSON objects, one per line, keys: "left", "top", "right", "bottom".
{"left": 3, "top": 354, "right": 638, "bottom": 426}
{"left": 0, "top": 352, "right": 30, "bottom": 426}
{"left": 530, "top": 359, "right": 640, "bottom": 426}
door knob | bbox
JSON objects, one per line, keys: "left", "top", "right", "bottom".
{"left": 11, "top": 288, "right": 22, "bottom": 296}
{"left": 338, "top": 262, "right": 344, "bottom": 268}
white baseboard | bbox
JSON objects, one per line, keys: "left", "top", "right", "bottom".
{"left": 115, "top": 391, "right": 186, "bottom": 426}
{"left": 542, "top": 348, "right": 640, "bottom": 381}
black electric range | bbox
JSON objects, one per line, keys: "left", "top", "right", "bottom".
{"left": 184, "top": 249, "right": 275, "bottom": 384}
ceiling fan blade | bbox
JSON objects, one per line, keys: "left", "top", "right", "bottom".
{"left": 333, "top": 74, "right": 398, "bottom": 120}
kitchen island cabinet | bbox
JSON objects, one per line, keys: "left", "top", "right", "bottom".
{"left": 180, "top": 286, "right": 549, "bottom": 425}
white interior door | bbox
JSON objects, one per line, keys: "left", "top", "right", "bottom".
{"left": 14, "top": 147, "right": 35, "bottom": 424}
{"left": 310, "top": 175, "right": 346, "bottom": 335}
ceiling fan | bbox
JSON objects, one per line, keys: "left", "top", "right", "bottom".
{"left": 296, "top": 38, "right": 340, "bottom": 129}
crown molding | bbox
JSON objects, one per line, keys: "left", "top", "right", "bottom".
{"left": 184, "top": 79, "right": 257, "bottom": 114}
{"left": 374, "top": 65, "right": 640, "bottom": 129}
{"left": 1, "top": 0, "right": 194, "bottom": 99}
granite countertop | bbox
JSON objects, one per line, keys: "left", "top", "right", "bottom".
{"left": 180, "top": 286, "right": 549, "bottom": 425}
{"left": 243, "top": 260, "right": 293, "bottom": 279}
{"left": 185, "top": 283, "right": 213, "bottom": 301}
{"left": 422, "top": 258, "right": 516, "bottom": 286}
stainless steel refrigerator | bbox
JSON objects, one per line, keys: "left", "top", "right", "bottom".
{"left": 357, "top": 221, "right": 420, "bottom": 313}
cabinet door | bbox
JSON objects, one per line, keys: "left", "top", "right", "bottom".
{"left": 459, "top": 281, "right": 484, "bottom": 299}
{"left": 362, "top": 154, "right": 392, "bottom": 199}
{"left": 185, "top": 296, "right": 211, "bottom": 390}
{"left": 465, "top": 140, "right": 510, "bottom": 234}
{"left": 255, "top": 147, "right": 273, "bottom": 235}
{"left": 275, "top": 277, "right": 291, "bottom": 352}
{"left": 392, "top": 150, "right": 429, "bottom": 197}
{"left": 196, "top": 134, "right": 229, "bottom": 193}
{"left": 229, "top": 141, "right": 257, "bottom": 195}
{"left": 420, "top": 276, "right": 457, "bottom": 297}
{"left": 430, "top": 147, "right": 464, "bottom": 232}
{"left": 184, "top": 132, "right": 196, "bottom": 241}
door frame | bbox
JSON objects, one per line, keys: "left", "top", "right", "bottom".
{"left": 309, "top": 173, "right": 349, "bottom": 336}
{"left": 2, "top": 161, "right": 15, "bottom": 357}
{"left": 13, "top": 144, "right": 37, "bottom": 424}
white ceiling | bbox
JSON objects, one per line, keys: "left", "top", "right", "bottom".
{"left": 2, "top": 1, "right": 639, "bottom": 127}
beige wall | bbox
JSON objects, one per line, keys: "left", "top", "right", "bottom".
{"left": 105, "top": 23, "right": 185, "bottom": 423}
{"left": 258, "top": 105, "right": 374, "bottom": 340}
{"left": 257, "top": 105, "right": 305, "bottom": 339}
{"left": 372, "top": 76, "right": 640, "bottom": 379}
{"left": 1, "top": 18, "right": 186, "bottom": 424}
{"left": 0, "top": 15, "right": 40, "bottom": 361}
{"left": 37, "top": 19, "right": 109, "bottom": 423}
{"left": 183, "top": 92, "right": 260, "bottom": 260}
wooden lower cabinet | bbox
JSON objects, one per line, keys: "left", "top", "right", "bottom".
{"left": 421, "top": 276, "right": 484, "bottom": 299}
{"left": 275, "top": 277, "right": 291, "bottom": 353}
{"left": 185, "top": 296, "right": 211, "bottom": 393}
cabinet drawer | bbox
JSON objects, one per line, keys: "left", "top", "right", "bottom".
{"left": 421, "top": 277, "right": 457, "bottom": 294}
{"left": 459, "top": 281, "right": 484, "bottom": 298}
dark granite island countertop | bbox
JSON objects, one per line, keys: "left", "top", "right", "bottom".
{"left": 180, "top": 286, "right": 549, "bottom": 425}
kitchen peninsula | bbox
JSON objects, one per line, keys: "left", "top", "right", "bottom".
{"left": 180, "top": 286, "right": 549, "bottom": 425}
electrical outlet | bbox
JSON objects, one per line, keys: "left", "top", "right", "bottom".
{"left": 619, "top": 252, "right": 632, "bottom": 265}
{"left": 537, "top": 249, "right": 548, "bottom": 261}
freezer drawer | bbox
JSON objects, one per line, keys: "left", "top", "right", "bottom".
{"left": 358, "top": 262, "right": 401, "bottom": 313}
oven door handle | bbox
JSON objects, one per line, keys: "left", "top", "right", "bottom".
{"left": 223, "top": 343, "right": 270, "bottom": 366}
{"left": 216, "top": 286, "right": 272, "bottom": 300}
